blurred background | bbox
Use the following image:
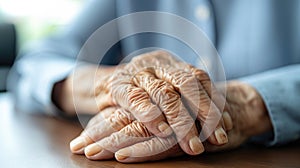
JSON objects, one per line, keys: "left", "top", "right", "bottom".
{"left": 0, "top": 0, "right": 82, "bottom": 47}
{"left": 0, "top": 0, "right": 83, "bottom": 91}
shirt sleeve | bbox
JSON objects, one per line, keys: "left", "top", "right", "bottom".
{"left": 8, "top": 54, "right": 75, "bottom": 116}
{"left": 240, "top": 64, "right": 300, "bottom": 146}
{"left": 7, "top": 0, "right": 117, "bottom": 115}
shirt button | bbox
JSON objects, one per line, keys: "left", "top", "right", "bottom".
{"left": 195, "top": 5, "right": 210, "bottom": 21}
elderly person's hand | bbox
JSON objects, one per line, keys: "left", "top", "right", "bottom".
{"left": 59, "top": 51, "right": 230, "bottom": 155}
{"left": 70, "top": 81, "right": 272, "bottom": 163}
{"left": 109, "top": 52, "right": 232, "bottom": 154}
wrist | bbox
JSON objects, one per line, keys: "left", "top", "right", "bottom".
{"left": 52, "top": 64, "right": 120, "bottom": 116}
{"left": 226, "top": 81, "right": 273, "bottom": 139}
{"left": 52, "top": 77, "right": 76, "bottom": 116}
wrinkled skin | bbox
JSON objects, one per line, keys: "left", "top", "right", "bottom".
{"left": 111, "top": 51, "right": 229, "bottom": 149}
{"left": 70, "top": 81, "right": 272, "bottom": 163}
{"left": 56, "top": 51, "right": 232, "bottom": 155}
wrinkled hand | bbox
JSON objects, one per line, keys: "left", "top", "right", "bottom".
{"left": 70, "top": 81, "right": 272, "bottom": 163}
{"left": 110, "top": 51, "right": 231, "bottom": 154}
{"left": 65, "top": 50, "right": 231, "bottom": 155}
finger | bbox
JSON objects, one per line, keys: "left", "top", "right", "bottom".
{"left": 188, "top": 66, "right": 233, "bottom": 130}
{"left": 70, "top": 107, "right": 133, "bottom": 154}
{"left": 85, "top": 106, "right": 118, "bottom": 128}
{"left": 84, "top": 121, "right": 153, "bottom": 160}
{"left": 133, "top": 68, "right": 204, "bottom": 155}
{"left": 169, "top": 63, "right": 232, "bottom": 131}
{"left": 85, "top": 108, "right": 133, "bottom": 140}
{"left": 223, "top": 111, "right": 233, "bottom": 130}
{"left": 189, "top": 67, "right": 232, "bottom": 143}
{"left": 70, "top": 107, "right": 115, "bottom": 154}
{"left": 70, "top": 134, "right": 94, "bottom": 154}
{"left": 155, "top": 68, "right": 228, "bottom": 145}
{"left": 111, "top": 72, "right": 172, "bottom": 137}
{"left": 187, "top": 66, "right": 225, "bottom": 108}
{"left": 203, "top": 129, "right": 244, "bottom": 153}
{"left": 115, "top": 136, "right": 184, "bottom": 163}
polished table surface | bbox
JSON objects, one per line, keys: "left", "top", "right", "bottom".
{"left": 1, "top": 93, "right": 300, "bottom": 168}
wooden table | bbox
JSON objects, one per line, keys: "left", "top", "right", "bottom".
{"left": 1, "top": 93, "right": 299, "bottom": 168}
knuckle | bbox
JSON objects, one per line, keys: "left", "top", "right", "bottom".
{"left": 192, "top": 68, "right": 210, "bottom": 81}
{"left": 127, "top": 87, "right": 149, "bottom": 110}
{"left": 122, "top": 121, "right": 152, "bottom": 137}
{"left": 108, "top": 108, "right": 133, "bottom": 130}
{"left": 172, "top": 71, "right": 196, "bottom": 88}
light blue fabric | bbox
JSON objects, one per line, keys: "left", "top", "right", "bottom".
{"left": 7, "top": 0, "right": 300, "bottom": 145}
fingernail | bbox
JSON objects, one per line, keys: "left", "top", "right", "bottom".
{"left": 85, "top": 143, "right": 102, "bottom": 157}
{"left": 115, "top": 154, "right": 128, "bottom": 161}
{"left": 189, "top": 136, "right": 204, "bottom": 154}
{"left": 115, "top": 148, "right": 130, "bottom": 161}
{"left": 214, "top": 127, "right": 228, "bottom": 144}
{"left": 223, "top": 111, "right": 233, "bottom": 130}
{"left": 158, "top": 122, "right": 173, "bottom": 135}
{"left": 70, "top": 137, "right": 86, "bottom": 152}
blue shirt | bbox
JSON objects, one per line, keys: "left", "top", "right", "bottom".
{"left": 8, "top": 0, "right": 300, "bottom": 146}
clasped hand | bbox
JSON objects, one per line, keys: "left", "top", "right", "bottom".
{"left": 61, "top": 51, "right": 268, "bottom": 162}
